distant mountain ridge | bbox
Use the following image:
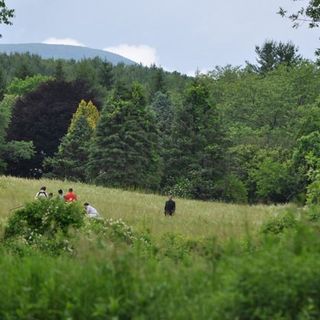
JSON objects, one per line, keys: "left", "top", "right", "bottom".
{"left": 0, "top": 43, "right": 136, "bottom": 65}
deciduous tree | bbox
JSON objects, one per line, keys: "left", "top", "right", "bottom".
{"left": 7, "top": 80, "right": 100, "bottom": 176}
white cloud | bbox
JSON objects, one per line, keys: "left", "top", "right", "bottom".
{"left": 104, "top": 44, "right": 159, "bottom": 66}
{"left": 185, "top": 68, "right": 209, "bottom": 77}
{"left": 42, "top": 37, "right": 85, "bottom": 47}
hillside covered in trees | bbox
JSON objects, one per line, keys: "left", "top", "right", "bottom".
{"left": 1, "top": 40, "right": 320, "bottom": 205}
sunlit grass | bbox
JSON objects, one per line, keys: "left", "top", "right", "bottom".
{"left": 0, "top": 175, "right": 289, "bottom": 242}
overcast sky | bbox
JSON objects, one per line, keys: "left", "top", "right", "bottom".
{"left": 2, "top": 0, "right": 319, "bottom": 74}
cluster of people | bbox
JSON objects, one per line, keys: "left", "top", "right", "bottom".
{"left": 35, "top": 186, "right": 100, "bottom": 218}
{"left": 35, "top": 186, "right": 176, "bottom": 219}
{"left": 35, "top": 186, "right": 78, "bottom": 202}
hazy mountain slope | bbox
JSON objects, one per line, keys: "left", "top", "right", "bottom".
{"left": 0, "top": 43, "right": 135, "bottom": 65}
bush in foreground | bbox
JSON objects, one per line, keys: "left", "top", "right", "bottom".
{"left": 4, "top": 199, "right": 84, "bottom": 254}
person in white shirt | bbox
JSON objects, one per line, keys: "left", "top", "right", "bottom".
{"left": 84, "top": 202, "right": 100, "bottom": 218}
{"left": 35, "top": 186, "right": 48, "bottom": 199}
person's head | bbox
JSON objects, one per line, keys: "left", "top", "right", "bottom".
{"left": 58, "top": 189, "right": 63, "bottom": 195}
{"left": 168, "top": 194, "right": 173, "bottom": 200}
{"left": 68, "top": 188, "right": 73, "bottom": 192}
{"left": 84, "top": 202, "right": 89, "bottom": 207}
{"left": 40, "top": 186, "right": 46, "bottom": 191}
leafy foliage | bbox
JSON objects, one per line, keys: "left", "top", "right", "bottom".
{"left": 260, "top": 210, "right": 298, "bottom": 234}
{"left": 6, "top": 80, "right": 101, "bottom": 177}
{"left": 2, "top": 198, "right": 320, "bottom": 318}
{"left": 1, "top": 46, "right": 320, "bottom": 202}
{"left": 5, "top": 199, "right": 84, "bottom": 240}
{"left": 279, "top": 1, "right": 320, "bottom": 29}
{"left": 7, "top": 75, "right": 52, "bottom": 96}
{"left": 0, "top": 1, "right": 14, "bottom": 37}
{"left": 0, "top": 94, "right": 35, "bottom": 172}
{"left": 4, "top": 199, "right": 84, "bottom": 255}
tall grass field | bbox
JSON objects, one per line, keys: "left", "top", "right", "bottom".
{"left": 0, "top": 175, "right": 284, "bottom": 241}
{"left": 1, "top": 175, "right": 320, "bottom": 319}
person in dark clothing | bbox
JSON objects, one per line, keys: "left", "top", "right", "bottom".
{"left": 164, "top": 195, "right": 176, "bottom": 216}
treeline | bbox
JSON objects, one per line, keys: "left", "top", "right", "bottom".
{"left": 1, "top": 41, "right": 320, "bottom": 204}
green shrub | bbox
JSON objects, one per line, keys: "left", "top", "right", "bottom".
{"left": 213, "top": 175, "right": 248, "bottom": 203}
{"left": 306, "top": 205, "right": 320, "bottom": 222}
{"left": 307, "top": 180, "right": 320, "bottom": 205}
{"left": 261, "top": 210, "right": 298, "bottom": 235}
{"left": 165, "top": 177, "right": 193, "bottom": 198}
{"left": 82, "top": 217, "right": 136, "bottom": 244}
{"left": 160, "top": 232, "right": 192, "bottom": 261}
{"left": 4, "top": 199, "right": 84, "bottom": 253}
{"left": 214, "top": 227, "right": 320, "bottom": 319}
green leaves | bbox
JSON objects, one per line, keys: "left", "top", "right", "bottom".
{"left": 0, "top": 1, "right": 14, "bottom": 37}
{"left": 279, "top": 1, "right": 320, "bottom": 29}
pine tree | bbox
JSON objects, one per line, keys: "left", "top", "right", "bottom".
{"left": 14, "top": 63, "right": 33, "bottom": 79}
{"left": 54, "top": 60, "right": 65, "bottom": 81}
{"left": 150, "top": 67, "right": 166, "bottom": 98}
{"left": 99, "top": 61, "right": 114, "bottom": 89}
{"left": 88, "top": 83, "right": 161, "bottom": 190}
{"left": 151, "top": 92, "right": 174, "bottom": 178}
{"left": 151, "top": 92, "right": 173, "bottom": 135}
{"left": 165, "top": 78, "right": 227, "bottom": 199}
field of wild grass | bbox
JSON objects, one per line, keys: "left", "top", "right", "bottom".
{"left": 0, "top": 175, "right": 287, "bottom": 242}
{"left": 2, "top": 175, "right": 320, "bottom": 319}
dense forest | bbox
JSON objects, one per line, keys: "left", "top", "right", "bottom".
{"left": 1, "top": 40, "right": 320, "bottom": 204}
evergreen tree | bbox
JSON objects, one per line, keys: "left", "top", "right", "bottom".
{"left": 248, "top": 40, "right": 302, "bottom": 73}
{"left": 44, "top": 116, "right": 93, "bottom": 181}
{"left": 165, "top": 78, "right": 227, "bottom": 199}
{"left": 88, "top": 83, "right": 161, "bottom": 190}
{"left": 74, "top": 59, "right": 98, "bottom": 87}
{"left": 150, "top": 67, "right": 166, "bottom": 98}
{"left": 43, "top": 100, "right": 99, "bottom": 181}
{"left": 151, "top": 91, "right": 174, "bottom": 138}
{"left": 99, "top": 61, "right": 114, "bottom": 89}
{"left": 0, "top": 68, "right": 6, "bottom": 100}
{"left": 69, "top": 100, "right": 100, "bottom": 132}
{"left": 54, "top": 60, "right": 65, "bottom": 81}
{"left": 14, "top": 63, "right": 33, "bottom": 80}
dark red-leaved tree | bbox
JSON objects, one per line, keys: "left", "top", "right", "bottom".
{"left": 7, "top": 79, "right": 101, "bottom": 177}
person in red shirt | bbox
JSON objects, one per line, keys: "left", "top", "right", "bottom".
{"left": 64, "top": 188, "right": 78, "bottom": 202}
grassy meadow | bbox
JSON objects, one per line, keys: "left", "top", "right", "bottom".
{"left": 0, "top": 175, "right": 286, "bottom": 242}
{"left": 2, "top": 175, "right": 320, "bottom": 319}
